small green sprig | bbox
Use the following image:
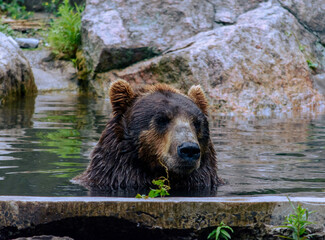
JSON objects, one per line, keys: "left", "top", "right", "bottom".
{"left": 306, "top": 60, "right": 318, "bottom": 70}
{"left": 136, "top": 177, "right": 170, "bottom": 199}
{"left": 277, "top": 197, "right": 315, "bottom": 240}
{"left": 208, "top": 221, "right": 234, "bottom": 240}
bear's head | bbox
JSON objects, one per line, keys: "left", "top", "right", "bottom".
{"left": 109, "top": 80, "right": 211, "bottom": 177}
{"left": 74, "top": 79, "right": 222, "bottom": 190}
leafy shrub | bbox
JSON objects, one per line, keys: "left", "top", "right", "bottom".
{"left": 0, "top": 0, "right": 33, "bottom": 19}
{"left": 42, "top": 0, "right": 61, "bottom": 14}
{"left": 47, "top": 0, "right": 83, "bottom": 59}
{"left": 0, "top": 21, "right": 14, "bottom": 36}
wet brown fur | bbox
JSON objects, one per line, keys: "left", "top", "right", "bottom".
{"left": 138, "top": 123, "right": 172, "bottom": 171}
{"left": 73, "top": 80, "right": 223, "bottom": 190}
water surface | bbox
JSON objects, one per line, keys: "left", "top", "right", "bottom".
{"left": 0, "top": 93, "right": 324, "bottom": 197}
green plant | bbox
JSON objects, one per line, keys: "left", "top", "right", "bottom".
{"left": 136, "top": 177, "right": 170, "bottom": 198}
{"left": 0, "top": 22, "right": 14, "bottom": 36}
{"left": 0, "top": 0, "right": 33, "bottom": 19}
{"left": 47, "top": 0, "right": 83, "bottom": 59}
{"left": 42, "top": 0, "right": 61, "bottom": 14}
{"left": 278, "top": 197, "right": 315, "bottom": 240}
{"left": 306, "top": 60, "right": 318, "bottom": 71}
{"left": 208, "top": 221, "right": 234, "bottom": 240}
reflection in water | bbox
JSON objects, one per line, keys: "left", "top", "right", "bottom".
{"left": 0, "top": 93, "right": 110, "bottom": 196}
{"left": 0, "top": 96, "right": 35, "bottom": 130}
{"left": 0, "top": 93, "right": 324, "bottom": 197}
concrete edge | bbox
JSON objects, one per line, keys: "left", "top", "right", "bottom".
{"left": 0, "top": 195, "right": 324, "bottom": 237}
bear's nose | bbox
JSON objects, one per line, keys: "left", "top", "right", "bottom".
{"left": 177, "top": 142, "right": 200, "bottom": 161}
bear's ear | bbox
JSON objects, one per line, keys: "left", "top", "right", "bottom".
{"left": 109, "top": 80, "right": 135, "bottom": 116}
{"left": 187, "top": 85, "right": 209, "bottom": 116}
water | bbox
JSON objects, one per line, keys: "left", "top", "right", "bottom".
{"left": 0, "top": 93, "right": 324, "bottom": 197}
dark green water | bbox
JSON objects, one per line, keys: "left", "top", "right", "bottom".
{"left": 0, "top": 93, "right": 324, "bottom": 197}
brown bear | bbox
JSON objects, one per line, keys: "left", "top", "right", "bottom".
{"left": 73, "top": 80, "right": 223, "bottom": 191}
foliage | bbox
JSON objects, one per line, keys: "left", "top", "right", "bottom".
{"left": 136, "top": 177, "right": 171, "bottom": 199}
{"left": 0, "top": 21, "right": 14, "bottom": 36}
{"left": 42, "top": 0, "right": 61, "bottom": 14}
{"left": 149, "top": 177, "right": 171, "bottom": 198}
{"left": 0, "top": 0, "right": 33, "bottom": 19}
{"left": 208, "top": 221, "right": 234, "bottom": 240}
{"left": 47, "top": 0, "right": 83, "bottom": 59}
{"left": 278, "top": 197, "right": 315, "bottom": 240}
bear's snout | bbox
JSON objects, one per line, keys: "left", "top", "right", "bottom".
{"left": 177, "top": 142, "right": 200, "bottom": 162}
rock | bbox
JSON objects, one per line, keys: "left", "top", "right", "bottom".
{"left": 92, "top": 3, "right": 325, "bottom": 117}
{"left": 82, "top": 0, "right": 215, "bottom": 73}
{"left": 313, "top": 73, "right": 325, "bottom": 95}
{"left": 0, "top": 33, "right": 37, "bottom": 104}
{"left": 15, "top": 38, "right": 39, "bottom": 49}
{"left": 81, "top": 0, "right": 270, "bottom": 73}
{"left": 278, "top": 0, "right": 325, "bottom": 45}
{"left": 212, "top": 0, "right": 268, "bottom": 24}
{"left": 22, "top": 50, "right": 78, "bottom": 92}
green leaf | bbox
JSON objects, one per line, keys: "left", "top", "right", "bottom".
{"left": 207, "top": 229, "right": 217, "bottom": 239}
{"left": 135, "top": 194, "right": 143, "bottom": 198}
{"left": 220, "top": 229, "right": 231, "bottom": 239}
{"left": 148, "top": 189, "right": 160, "bottom": 198}
{"left": 222, "top": 226, "right": 234, "bottom": 233}
{"left": 215, "top": 227, "right": 221, "bottom": 240}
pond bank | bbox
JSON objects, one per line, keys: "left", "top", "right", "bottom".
{"left": 1, "top": 196, "right": 325, "bottom": 239}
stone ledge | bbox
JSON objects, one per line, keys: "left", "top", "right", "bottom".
{"left": 1, "top": 196, "right": 324, "bottom": 239}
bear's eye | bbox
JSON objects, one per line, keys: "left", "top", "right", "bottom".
{"left": 193, "top": 119, "right": 201, "bottom": 132}
{"left": 155, "top": 115, "right": 171, "bottom": 128}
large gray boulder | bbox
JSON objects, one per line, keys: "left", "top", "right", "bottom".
{"left": 82, "top": 0, "right": 214, "bottom": 73}
{"left": 92, "top": 3, "right": 325, "bottom": 116}
{"left": 0, "top": 33, "right": 37, "bottom": 104}
{"left": 82, "top": 0, "right": 267, "bottom": 73}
